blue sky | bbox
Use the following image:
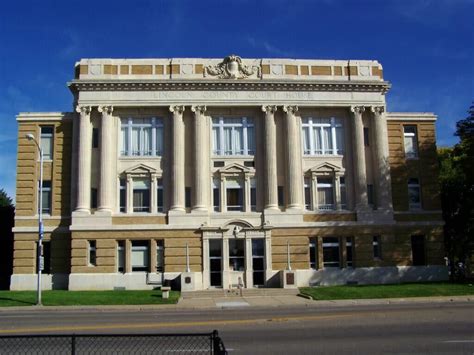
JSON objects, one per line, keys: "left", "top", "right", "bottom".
{"left": 0, "top": 0, "right": 473, "bottom": 201}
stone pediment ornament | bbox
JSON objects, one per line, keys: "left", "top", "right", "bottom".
{"left": 217, "top": 162, "right": 253, "bottom": 174}
{"left": 205, "top": 55, "right": 261, "bottom": 79}
{"left": 308, "top": 162, "right": 344, "bottom": 174}
{"left": 123, "top": 163, "right": 157, "bottom": 175}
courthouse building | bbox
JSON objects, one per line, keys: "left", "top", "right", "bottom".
{"left": 11, "top": 55, "right": 447, "bottom": 290}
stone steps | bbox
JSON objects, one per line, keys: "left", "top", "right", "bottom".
{"left": 181, "top": 288, "right": 299, "bottom": 299}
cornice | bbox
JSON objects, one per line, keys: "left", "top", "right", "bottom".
{"left": 68, "top": 79, "right": 391, "bottom": 94}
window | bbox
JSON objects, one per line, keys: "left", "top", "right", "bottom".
{"left": 373, "top": 236, "right": 382, "bottom": 259}
{"left": 185, "top": 187, "right": 191, "bottom": 208}
{"left": 40, "top": 180, "right": 51, "bottom": 215}
{"left": 131, "top": 241, "right": 149, "bottom": 272}
{"left": 317, "top": 178, "right": 334, "bottom": 210}
{"left": 42, "top": 241, "right": 51, "bottom": 274}
{"left": 408, "top": 178, "right": 421, "bottom": 209}
{"left": 302, "top": 117, "right": 344, "bottom": 155}
{"left": 119, "top": 179, "right": 126, "bottom": 212}
{"left": 117, "top": 241, "right": 125, "bottom": 273}
{"left": 322, "top": 237, "right": 340, "bottom": 268}
{"left": 304, "top": 178, "right": 311, "bottom": 210}
{"left": 157, "top": 178, "right": 164, "bottom": 212}
{"left": 278, "top": 186, "right": 284, "bottom": 207}
{"left": 121, "top": 117, "right": 163, "bottom": 156}
{"left": 411, "top": 235, "right": 425, "bottom": 266}
{"left": 367, "top": 184, "right": 374, "bottom": 208}
{"left": 340, "top": 177, "right": 347, "bottom": 210}
{"left": 213, "top": 178, "right": 220, "bottom": 212}
{"left": 346, "top": 237, "right": 354, "bottom": 267}
{"left": 92, "top": 128, "right": 99, "bottom": 148}
{"left": 309, "top": 238, "right": 317, "bottom": 269}
{"left": 88, "top": 241, "right": 97, "bottom": 266}
{"left": 133, "top": 179, "right": 150, "bottom": 212}
{"left": 229, "top": 239, "right": 245, "bottom": 271}
{"left": 226, "top": 178, "right": 244, "bottom": 211}
{"left": 404, "top": 126, "right": 418, "bottom": 158}
{"left": 40, "top": 126, "right": 54, "bottom": 160}
{"left": 363, "top": 127, "right": 370, "bottom": 146}
{"left": 91, "top": 188, "right": 98, "bottom": 209}
{"left": 212, "top": 117, "right": 254, "bottom": 156}
{"left": 156, "top": 240, "right": 164, "bottom": 272}
{"left": 250, "top": 178, "right": 257, "bottom": 212}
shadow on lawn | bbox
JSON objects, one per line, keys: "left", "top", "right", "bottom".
{"left": 0, "top": 297, "right": 36, "bottom": 305}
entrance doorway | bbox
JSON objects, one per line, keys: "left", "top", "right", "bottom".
{"left": 209, "top": 239, "right": 222, "bottom": 287}
{"left": 252, "top": 239, "right": 265, "bottom": 286}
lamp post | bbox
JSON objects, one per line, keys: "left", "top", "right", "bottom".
{"left": 26, "top": 133, "right": 43, "bottom": 306}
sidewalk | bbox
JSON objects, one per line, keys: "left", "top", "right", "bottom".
{"left": 0, "top": 294, "right": 471, "bottom": 312}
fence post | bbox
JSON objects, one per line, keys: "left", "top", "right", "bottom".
{"left": 71, "top": 334, "right": 76, "bottom": 355}
{"left": 212, "top": 330, "right": 226, "bottom": 355}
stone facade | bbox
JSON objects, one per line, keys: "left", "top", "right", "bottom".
{"left": 11, "top": 56, "right": 446, "bottom": 291}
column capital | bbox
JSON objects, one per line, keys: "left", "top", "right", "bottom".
{"left": 283, "top": 105, "right": 299, "bottom": 115}
{"left": 75, "top": 105, "right": 92, "bottom": 116}
{"left": 98, "top": 105, "right": 114, "bottom": 115}
{"left": 262, "top": 105, "right": 277, "bottom": 114}
{"left": 371, "top": 106, "right": 385, "bottom": 115}
{"left": 191, "top": 105, "right": 207, "bottom": 115}
{"left": 169, "top": 105, "right": 185, "bottom": 114}
{"left": 351, "top": 106, "right": 366, "bottom": 115}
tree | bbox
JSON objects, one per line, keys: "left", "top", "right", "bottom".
{"left": 0, "top": 189, "right": 13, "bottom": 207}
{"left": 439, "top": 102, "right": 474, "bottom": 278}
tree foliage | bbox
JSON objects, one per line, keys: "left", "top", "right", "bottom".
{"left": 439, "top": 102, "right": 474, "bottom": 264}
{"left": 0, "top": 189, "right": 13, "bottom": 208}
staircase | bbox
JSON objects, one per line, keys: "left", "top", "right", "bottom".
{"left": 181, "top": 288, "right": 299, "bottom": 299}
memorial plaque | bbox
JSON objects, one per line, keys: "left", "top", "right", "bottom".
{"left": 185, "top": 277, "right": 191, "bottom": 284}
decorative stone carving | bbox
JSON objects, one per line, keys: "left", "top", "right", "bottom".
{"left": 191, "top": 105, "right": 207, "bottom": 115}
{"left": 205, "top": 55, "right": 261, "bottom": 79}
{"left": 283, "top": 105, "right": 299, "bottom": 115}
{"left": 261, "top": 105, "right": 277, "bottom": 114}
{"left": 169, "top": 105, "right": 185, "bottom": 114}
{"left": 75, "top": 106, "right": 92, "bottom": 115}
{"left": 351, "top": 106, "right": 365, "bottom": 114}
{"left": 98, "top": 105, "right": 114, "bottom": 115}
{"left": 371, "top": 106, "right": 385, "bottom": 115}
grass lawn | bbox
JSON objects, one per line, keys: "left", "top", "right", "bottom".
{"left": 300, "top": 282, "right": 474, "bottom": 301}
{"left": 0, "top": 290, "right": 180, "bottom": 307}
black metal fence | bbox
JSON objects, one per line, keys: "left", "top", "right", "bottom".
{"left": 0, "top": 331, "right": 227, "bottom": 354}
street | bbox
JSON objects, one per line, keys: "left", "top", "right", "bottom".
{"left": 0, "top": 301, "right": 473, "bottom": 354}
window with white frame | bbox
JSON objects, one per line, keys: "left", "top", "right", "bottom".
{"left": 317, "top": 178, "right": 334, "bottom": 210}
{"left": 346, "top": 237, "right": 354, "bottom": 267}
{"left": 408, "top": 178, "right": 421, "bottom": 209}
{"left": 229, "top": 239, "right": 245, "bottom": 271}
{"left": 131, "top": 240, "right": 149, "bottom": 272}
{"left": 88, "top": 240, "right": 97, "bottom": 266}
{"left": 156, "top": 240, "right": 164, "bottom": 272}
{"left": 302, "top": 117, "right": 344, "bottom": 155}
{"left": 226, "top": 178, "right": 244, "bottom": 211}
{"left": 120, "top": 117, "right": 163, "bottom": 157}
{"left": 40, "top": 126, "right": 54, "bottom": 160}
{"left": 157, "top": 178, "right": 164, "bottom": 212}
{"left": 309, "top": 237, "right": 317, "bottom": 269}
{"left": 322, "top": 237, "right": 340, "bottom": 268}
{"left": 212, "top": 117, "right": 254, "bottom": 156}
{"left": 40, "top": 180, "right": 52, "bottom": 215}
{"left": 117, "top": 241, "right": 125, "bottom": 273}
{"left": 133, "top": 178, "right": 150, "bottom": 212}
{"left": 403, "top": 126, "right": 418, "bottom": 158}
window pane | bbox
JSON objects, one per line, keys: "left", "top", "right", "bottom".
{"left": 336, "top": 126, "right": 344, "bottom": 153}
{"left": 309, "top": 238, "right": 317, "bottom": 269}
{"left": 234, "top": 127, "right": 243, "bottom": 154}
{"left": 213, "top": 127, "right": 220, "bottom": 155}
{"left": 117, "top": 241, "right": 125, "bottom": 273}
{"left": 40, "top": 127, "right": 53, "bottom": 160}
{"left": 302, "top": 127, "right": 310, "bottom": 154}
{"left": 156, "top": 127, "right": 163, "bottom": 156}
{"left": 120, "top": 127, "right": 128, "bottom": 155}
{"left": 313, "top": 127, "right": 322, "bottom": 154}
{"left": 247, "top": 126, "right": 254, "bottom": 155}
{"left": 133, "top": 179, "right": 150, "bottom": 212}
{"left": 304, "top": 178, "right": 311, "bottom": 210}
{"left": 323, "top": 237, "right": 340, "bottom": 267}
{"left": 142, "top": 127, "right": 152, "bottom": 156}
{"left": 229, "top": 239, "right": 245, "bottom": 271}
{"left": 323, "top": 126, "right": 332, "bottom": 153}
{"left": 157, "top": 178, "right": 163, "bottom": 212}
{"left": 131, "top": 241, "right": 149, "bottom": 271}
{"left": 131, "top": 127, "right": 140, "bottom": 155}
{"left": 224, "top": 127, "right": 232, "bottom": 155}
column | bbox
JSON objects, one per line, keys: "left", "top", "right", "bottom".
{"left": 350, "top": 106, "right": 369, "bottom": 210}
{"left": 262, "top": 105, "right": 279, "bottom": 210}
{"left": 169, "top": 105, "right": 186, "bottom": 212}
{"left": 98, "top": 105, "right": 114, "bottom": 213}
{"left": 74, "top": 106, "right": 92, "bottom": 213}
{"left": 371, "top": 106, "right": 393, "bottom": 211}
{"left": 191, "top": 105, "right": 208, "bottom": 212}
{"left": 283, "top": 105, "right": 303, "bottom": 209}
